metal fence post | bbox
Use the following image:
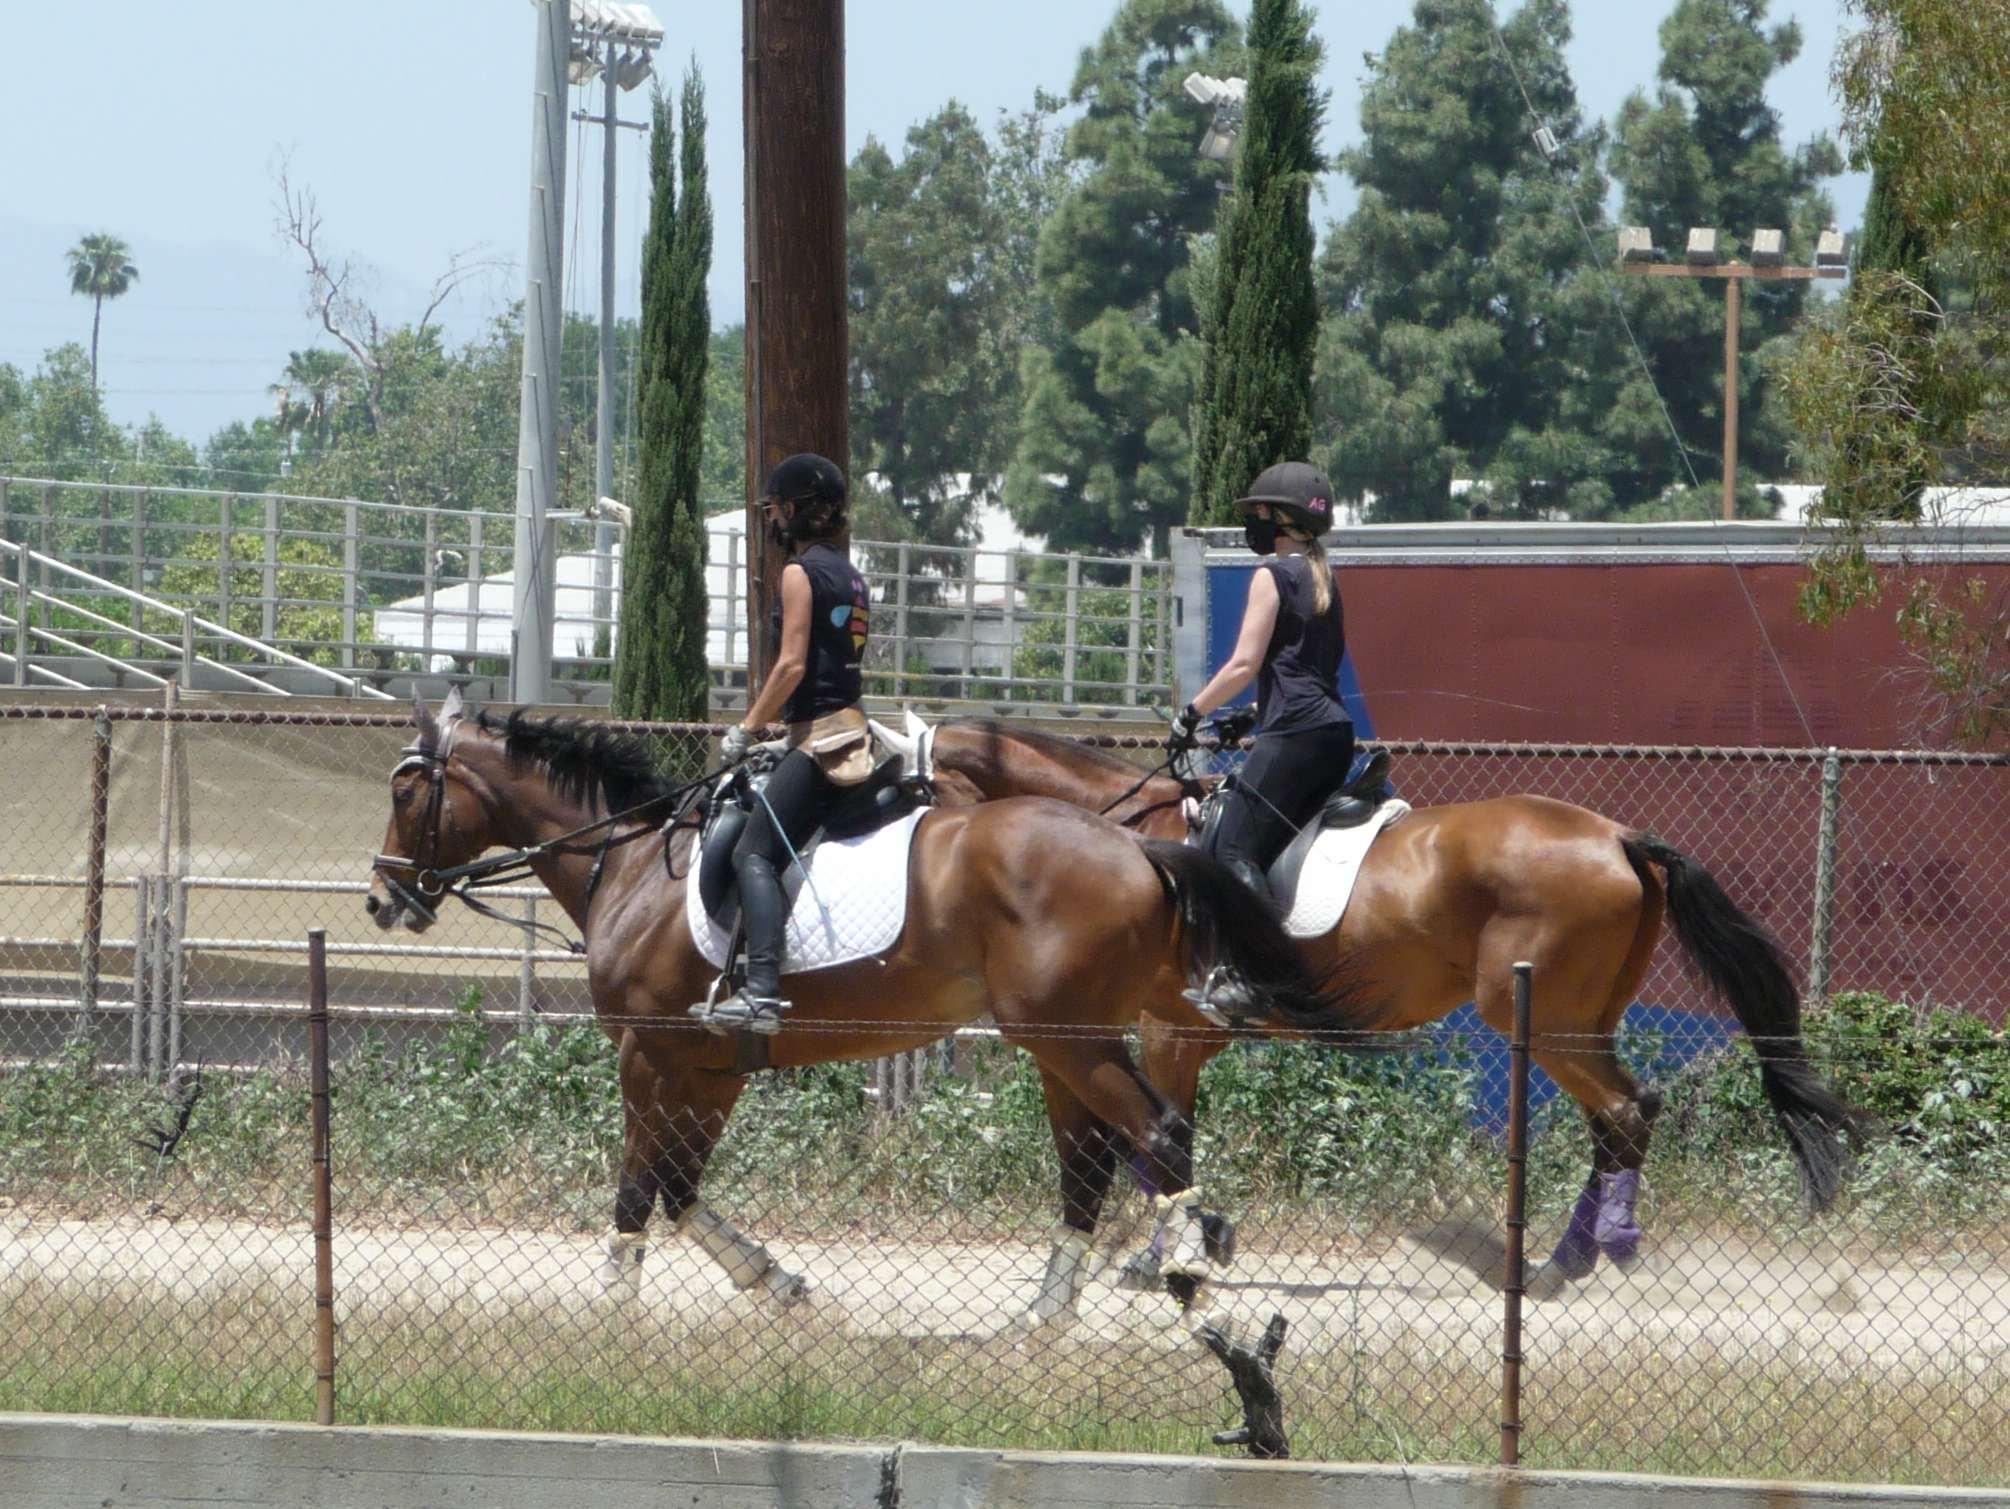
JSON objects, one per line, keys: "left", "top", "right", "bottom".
{"left": 1808, "top": 749, "right": 1844, "bottom": 1002}
{"left": 422, "top": 510, "right": 440, "bottom": 669}
{"left": 1501, "top": 959, "right": 1533, "bottom": 1467}
{"left": 132, "top": 489, "right": 150, "bottom": 654}
{"left": 959, "top": 550, "right": 977, "bottom": 697}
{"left": 894, "top": 542, "right": 911, "bottom": 697}
{"left": 724, "top": 529, "right": 741, "bottom": 674}
{"left": 261, "top": 495, "right": 280, "bottom": 643}
{"left": 80, "top": 710, "right": 112, "bottom": 1024}
{"left": 217, "top": 494, "right": 235, "bottom": 653}
{"left": 520, "top": 896, "right": 538, "bottom": 1025}
{"left": 341, "top": 502, "right": 359, "bottom": 675}
{"left": 180, "top": 610, "right": 196, "bottom": 685}
{"left": 467, "top": 512, "right": 486, "bottom": 659}
{"left": 11, "top": 540, "right": 28, "bottom": 686}
{"left": 1124, "top": 560, "right": 1143, "bottom": 705}
{"left": 1062, "top": 555, "right": 1081, "bottom": 704}
{"left": 1000, "top": 549, "right": 1018, "bottom": 700}
{"left": 308, "top": 928, "right": 338, "bottom": 1426}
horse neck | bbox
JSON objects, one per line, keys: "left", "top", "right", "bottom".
{"left": 942, "top": 726, "right": 1187, "bottom": 835}
{"left": 459, "top": 740, "right": 619, "bottom": 932}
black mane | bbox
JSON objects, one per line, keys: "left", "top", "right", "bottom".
{"left": 475, "top": 709, "right": 676, "bottom": 814}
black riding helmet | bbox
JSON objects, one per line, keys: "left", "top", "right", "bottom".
{"left": 762, "top": 452, "right": 847, "bottom": 546}
{"left": 1235, "top": 460, "right": 1335, "bottom": 542}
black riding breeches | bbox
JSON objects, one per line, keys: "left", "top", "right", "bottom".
{"left": 1206, "top": 724, "right": 1356, "bottom": 904}
{"left": 731, "top": 749, "right": 836, "bottom": 997}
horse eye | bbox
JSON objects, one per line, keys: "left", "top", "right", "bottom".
{"left": 393, "top": 785, "right": 415, "bottom": 807}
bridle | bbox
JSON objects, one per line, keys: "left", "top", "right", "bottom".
{"left": 372, "top": 719, "right": 732, "bottom": 958}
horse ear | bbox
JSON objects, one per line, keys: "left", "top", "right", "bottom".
{"left": 440, "top": 685, "right": 466, "bottom": 724}
{"left": 413, "top": 692, "right": 439, "bottom": 749}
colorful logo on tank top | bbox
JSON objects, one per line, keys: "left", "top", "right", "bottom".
{"left": 830, "top": 579, "right": 870, "bottom": 654}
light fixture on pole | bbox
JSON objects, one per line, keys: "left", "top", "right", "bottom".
{"left": 1183, "top": 72, "right": 1248, "bottom": 162}
{"left": 1617, "top": 224, "right": 1849, "bottom": 522}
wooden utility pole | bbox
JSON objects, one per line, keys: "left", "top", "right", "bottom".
{"left": 743, "top": 0, "right": 848, "bottom": 686}
{"left": 1619, "top": 254, "right": 1844, "bottom": 521}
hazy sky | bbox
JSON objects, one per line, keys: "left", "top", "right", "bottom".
{"left": 3, "top": 1, "right": 1868, "bottom": 444}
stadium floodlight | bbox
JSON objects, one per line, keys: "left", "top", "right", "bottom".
{"left": 1750, "top": 228, "right": 1784, "bottom": 268}
{"left": 1618, "top": 226, "right": 1658, "bottom": 264}
{"left": 1685, "top": 226, "right": 1721, "bottom": 266}
{"left": 1183, "top": 71, "right": 1248, "bottom": 162}
{"left": 1815, "top": 227, "right": 1848, "bottom": 268}
{"left": 614, "top": 45, "right": 656, "bottom": 91}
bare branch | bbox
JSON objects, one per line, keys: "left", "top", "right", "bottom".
{"left": 272, "top": 154, "right": 385, "bottom": 427}
{"left": 416, "top": 245, "right": 509, "bottom": 338}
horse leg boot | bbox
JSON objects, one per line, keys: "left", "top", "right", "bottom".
{"left": 600, "top": 1176, "right": 653, "bottom": 1296}
{"left": 1021, "top": 1080, "right": 1121, "bottom": 1328}
{"left": 601, "top": 1038, "right": 666, "bottom": 1296}
{"left": 675, "top": 1202, "right": 810, "bottom": 1304}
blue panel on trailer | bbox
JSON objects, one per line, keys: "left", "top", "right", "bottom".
{"left": 1203, "top": 559, "right": 1377, "bottom": 737}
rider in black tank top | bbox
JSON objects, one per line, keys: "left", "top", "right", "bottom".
{"left": 1166, "top": 462, "right": 1355, "bottom": 1018}
{"left": 710, "top": 454, "right": 870, "bottom": 1035}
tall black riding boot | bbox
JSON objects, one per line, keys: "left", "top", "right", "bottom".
{"left": 709, "top": 852, "right": 792, "bottom": 1035}
{"left": 1182, "top": 858, "right": 1277, "bottom": 1027}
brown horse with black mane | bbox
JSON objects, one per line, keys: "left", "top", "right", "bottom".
{"left": 930, "top": 718, "right": 1865, "bottom": 1291}
{"left": 365, "top": 694, "right": 1362, "bottom": 1345}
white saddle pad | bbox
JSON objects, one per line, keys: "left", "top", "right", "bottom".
{"left": 1283, "top": 801, "right": 1411, "bottom": 939}
{"left": 686, "top": 808, "right": 928, "bottom": 975}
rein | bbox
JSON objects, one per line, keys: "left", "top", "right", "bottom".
{"left": 1096, "top": 749, "right": 1184, "bottom": 819}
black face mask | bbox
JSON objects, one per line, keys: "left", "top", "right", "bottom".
{"left": 1243, "top": 518, "right": 1279, "bottom": 555}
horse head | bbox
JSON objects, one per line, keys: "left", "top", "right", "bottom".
{"left": 365, "top": 687, "right": 488, "bottom": 933}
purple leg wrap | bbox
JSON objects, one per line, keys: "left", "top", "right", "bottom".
{"left": 1550, "top": 1182, "right": 1601, "bottom": 1279}
{"left": 1594, "top": 1168, "right": 1643, "bottom": 1266}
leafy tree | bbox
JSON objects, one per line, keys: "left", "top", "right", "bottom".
{"left": 64, "top": 233, "right": 139, "bottom": 391}
{"left": 1190, "top": 0, "right": 1324, "bottom": 526}
{"left": 614, "top": 69, "right": 713, "bottom": 722}
{"left": 848, "top": 102, "right": 1016, "bottom": 546}
{"left": 1005, "top": 0, "right": 1242, "bottom": 557}
{"left": 1782, "top": 0, "right": 2009, "bottom": 746}
{"left": 701, "top": 325, "right": 745, "bottom": 510}
{"left": 1316, "top": 0, "right": 1613, "bottom": 520}
{"left": 990, "top": 92, "right": 1079, "bottom": 379}
{"left": 156, "top": 531, "right": 347, "bottom": 662}
{"left": 1606, "top": 0, "right": 1842, "bottom": 505}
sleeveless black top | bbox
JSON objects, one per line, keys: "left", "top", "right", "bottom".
{"left": 770, "top": 541, "right": 870, "bottom": 724}
{"left": 1254, "top": 553, "right": 1348, "bottom": 736}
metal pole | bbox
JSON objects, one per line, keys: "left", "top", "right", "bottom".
{"left": 1722, "top": 275, "right": 1741, "bottom": 522}
{"left": 12, "top": 541, "right": 28, "bottom": 686}
{"left": 1808, "top": 749, "right": 1843, "bottom": 1001}
{"left": 341, "top": 502, "right": 359, "bottom": 676}
{"left": 1062, "top": 555, "right": 1080, "bottom": 704}
{"left": 80, "top": 710, "right": 112, "bottom": 1023}
{"left": 520, "top": 896, "right": 538, "bottom": 1024}
{"left": 261, "top": 496, "right": 280, "bottom": 642}
{"left": 218, "top": 494, "right": 235, "bottom": 650}
{"left": 1501, "top": 959, "right": 1533, "bottom": 1467}
{"left": 129, "top": 876, "right": 149, "bottom": 1073}
{"left": 509, "top": 0, "right": 569, "bottom": 708}
{"left": 308, "top": 928, "right": 337, "bottom": 1426}
{"left": 592, "top": 34, "right": 620, "bottom": 661}
{"left": 150, "top": 679, "right": 178, "bottom": 1082}
{"left": 1124, "top": 559, "right": 1143, "bottom": 705}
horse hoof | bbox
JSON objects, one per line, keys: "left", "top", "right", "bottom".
{"left": 1115, "top": 1250, "right": 1162, "bottom": 1292}
{"left": 1201, "top": 1211, "right": 1238, "bottom": 1268}
{"left": 763, "top": 1268, "right": 812, "bottom": 1306}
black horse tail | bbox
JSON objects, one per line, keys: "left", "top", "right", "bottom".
{"left": 1141, "top": 840, "right": 1380, "bottom": 1037}
{"left": 1622, "top": 833, "right": 1864, "bottom": 1211}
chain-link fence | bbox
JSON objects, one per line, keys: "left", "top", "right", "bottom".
{"left": 1, "top": 702, "right": 2005, "bottom": 1485}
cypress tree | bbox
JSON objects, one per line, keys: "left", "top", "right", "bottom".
{"left": 1191, "top": 0, "right": 1324, "bottom": 526}
{"left": 614, "top": 67, "right": 713, "bottom": 721}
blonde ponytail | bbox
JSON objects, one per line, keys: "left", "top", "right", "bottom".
{"left": 1300, "top": 533, "right": 1334, "bottom": 615}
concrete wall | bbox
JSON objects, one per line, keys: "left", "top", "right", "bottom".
{"left": 5, "top": 1415, "right": 2005, "bottom": 1509}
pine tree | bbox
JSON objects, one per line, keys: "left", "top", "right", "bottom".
{"left": 1004, "top": 0, "right": 1242, "bottom": 557}
{"left": 1189, "top": 0, "right": 1324, "bottom": 526}
{"left": 613, "top": 68, "right": 713, "bottom": 721}
{"left": 1316, "top": 0, "right": 1610, "bottom": 520}
{"left": 1605, "top": 0, "right": 1842, "bottom": 512}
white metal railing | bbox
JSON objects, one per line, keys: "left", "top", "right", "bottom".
{"left": 1, "top": 477, "right": 1172, "bottom": 707}
{"left": 3, "top": 535, "right": 394, "bottom": 699}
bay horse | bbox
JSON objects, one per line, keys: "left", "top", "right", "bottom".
{"left": 929, "top": 719, "right": 1865, "bottom": 1289}
{"left": 364, "top": 694, "right": 1367, "bottom": 1341}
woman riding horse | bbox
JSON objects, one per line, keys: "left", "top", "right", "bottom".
{"left": 710, "top": 452, "right": 873, "bottom": 1034}
{"left": 1168, "top": 461, "right": 1353, "bottom": 1021}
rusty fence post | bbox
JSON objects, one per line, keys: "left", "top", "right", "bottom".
{"left": 1501, "top": 959, "right": 1533, "bottom": 1467}
{"left": 308, "top": 928, "right": 337, "bottom": 1425}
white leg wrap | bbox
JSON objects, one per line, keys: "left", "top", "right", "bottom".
{"left": 1156, "top": 1187, "right": 1211, "bottom": 1281}
{"left": 677, "top": 1203, "right": 809, "bottom": 1303}
{"left": 600, "top": 1230, "right": 645, "bottom": 1294}
{"left": 1019, "top": 1225, "right": 1094, "bottom": 1328}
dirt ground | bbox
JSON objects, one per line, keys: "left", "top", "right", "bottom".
{"left": 7, "top": 1210, "right": 2008, "bottom": 1388}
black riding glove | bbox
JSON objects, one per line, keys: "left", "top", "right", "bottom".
{"left": 1167, "top": 703, "right": 1202, "bottom": 751}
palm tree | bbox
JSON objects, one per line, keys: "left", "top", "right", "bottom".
{"left": 277, "top": 349, "right": 352, "bottom": 454}
{"left": 65, "top": 233, "right": 140, "bottom": 391}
